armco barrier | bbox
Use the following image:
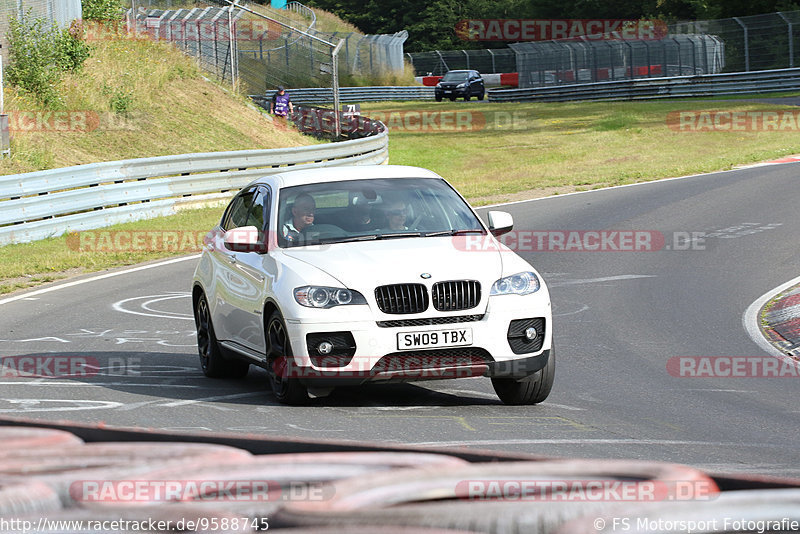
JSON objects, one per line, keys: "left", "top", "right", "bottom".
{"left": 0, "top": 117, "right": 387, "bottom": 246}
{"left": 489, "top": 67, "right": 800, "bottom": 102}
{"left": 262, "top": 86, "right": 436, "bottom": 106}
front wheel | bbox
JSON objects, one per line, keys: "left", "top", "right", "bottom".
{"left": 491, "top": 345, "right": 555, "bottom": 405}
{"left": 266, "top": 310, "right": 309, "bottom": 405}
{"left": 477, "top": 92, "right": 485, "bottom": 101}
{"left": 463, "top": 94, "right": 470, "bottom": 101}
{"left": 194, "top": 294, "right": 249, "bottom": 379}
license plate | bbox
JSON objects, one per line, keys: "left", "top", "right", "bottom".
{"left": 397, "top": 328, "right": 472, "bottom": 350}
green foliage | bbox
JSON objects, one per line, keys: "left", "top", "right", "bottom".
{"left": 102, "top": 82, "right": 135, "bottom": 115}
{"left": 306, "top": 0, "right": 800, "bottom": 52}
{"left": 5, "top": 13, "right": 91, "bottom": 108}
{"left": 82, "top": 0, "right": 124, "bottom": 22}
{"left": 57, "top": 21, "right": 93, "bottom": 72}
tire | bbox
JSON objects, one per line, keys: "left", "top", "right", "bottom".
{"left": 477, "top": 92, "right": 485, "bottom": 101}
{"left": 194, "top": 293, "right": 250, "bottom": 379}
{"left": 435, "top": 95, "right": 442, "bottom": 102}
{"left": 463, "top": 94, "right": 470, "bottom": 101}
{"left": 272, "top": 458, "right": 718, "bottom": 532}
{"left": 266, "top": 310, "right": 309, "bottom": 405}
{"left": 491, "top": 345, "right": 555, "bottom": 405}
{"left": 449, "top": 96, "right": 456, "bottom": 101}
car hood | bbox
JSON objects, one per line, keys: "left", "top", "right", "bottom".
{"left": 280, "top": 237, "right": 504, "bottom": 290}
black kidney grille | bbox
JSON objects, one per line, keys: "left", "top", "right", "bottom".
{"left": 432, "top": 280, "right": 481, "bottom": 311}
{"left": 375, "top": 284, "right": 429, "bottom": 314}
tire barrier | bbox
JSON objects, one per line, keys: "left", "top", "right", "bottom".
{"left": 0, "top": 481, "right": 62, "bottom": 517}
{"left": 556, "top": 488, "right": 800, "bottom": 533}
{"left": 0, "top": 442, "right": 253, "bottom": 506}
{"left": 1, "top": 425, "right": 799, "bottom": 534}
{"left": 0, "top": 427, "right": 84, "bottom": 449}
{"left": 84, "top": 452, "right": 470, "bottom": 517}
{"left": 270, "top": 459, "right": 719, "bottom": 532}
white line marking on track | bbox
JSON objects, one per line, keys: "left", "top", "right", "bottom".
{"left": 477, "top": 164, "right": 791, "bottom": 210}
{"left": 550, "top": 275, "right": 656, "bottom": 287}
{"left": 408, "top": 438, "right": 789, "bottom": 448}
{"left": 742, "top": 275, "right": 800, "bottom": 366}
{"left": 0, "top": 255, "right": 200, "bottom": 306}
{"left": 157, "top": 391, "right": 266, "bottom": 407}
{"left": 112, "top": 292, "right": 193, "bottom": 320}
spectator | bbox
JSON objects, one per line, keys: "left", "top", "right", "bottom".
{"left": 270, "top": 85, "right": 294, "bottom": 118}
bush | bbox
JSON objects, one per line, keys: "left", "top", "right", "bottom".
{"left": 82, "top": 0, "right": 124, "bottom": 22}
{"left": 5, "top": 13, "right": 91, "bottom": 107}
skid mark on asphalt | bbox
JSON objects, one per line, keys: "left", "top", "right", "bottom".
{"left": 157, "top": 391, "right": 266, "bottom": 408}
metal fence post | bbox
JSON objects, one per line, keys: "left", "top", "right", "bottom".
{"left": 672, "top": 37, "right": 682, "bottom": 75}
{"left": 733, "top": 17, "right": 749, "bottom": 71}
{"left": 487, "top": 48, "right": 496, "bottom": 73}
{"left": 332, "top": 39, "right": 344, "bottom": 139}
{"left": 778, "top": 12, "right": 794, "bottom": 68}
{"left": 462, "top": 49, "right": 469, "bottom": 69}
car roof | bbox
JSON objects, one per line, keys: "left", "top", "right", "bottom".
{"left": 253, "top": 165, "right": 443, "bottom": 189}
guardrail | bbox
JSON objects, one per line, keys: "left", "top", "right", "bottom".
{"left": 265, "top": 86, "right": 436, "bottom": 105}
{"left": 489, "top": 67, "right": 800, "bottom": 102}
{"left": 0, "top": 117, "right": 387, "bottom": 246}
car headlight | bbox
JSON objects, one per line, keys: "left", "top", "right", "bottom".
{"left": 294, "top": 286, "right": 367, "bottom": 308}
{"left": 490, "top": 272, "right": 540, "bottom": 296}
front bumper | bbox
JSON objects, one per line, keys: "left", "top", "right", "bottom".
{"left": 283, "top": 296, "right": 552, "bottom": 386}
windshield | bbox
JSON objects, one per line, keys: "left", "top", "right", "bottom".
{"left": 442, "top": 71, "right": 469, "bottom": 82}
{"left": 277, "top": 178, "right": 485, "bottom": 247}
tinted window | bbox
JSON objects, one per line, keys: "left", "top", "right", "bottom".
{"left": 442, "top": 71, "right": 468, "bottom": 82}
{"left": 246, "top": 188, "right": 269, "bottom": 231}
{"left": 222, "top": 191, "right": 254, "bottom": 231}
{"left": 277, "top": 178, "right": 485, "bottom": 247}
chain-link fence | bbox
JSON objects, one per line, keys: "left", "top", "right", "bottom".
{"left": 512, "top": 34, "right": 724, "bottom": 88}
{"left": 129, "top": 1, "right": 407, "bottom": 92}
{"left": 672, "top": 11, "right": 800, "bottom": 73}
{"left": 406, "top": 49, "right": 516, "bottom": 76}
{"left": 0, "top": 0, "right": 81, "bottom": 54}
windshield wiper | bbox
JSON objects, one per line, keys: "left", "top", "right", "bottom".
{"left": 380, "top": 232, "right": 423, "bottom": 239}
{"left": 424, "top": 229, "right": 486, "bottom": 237}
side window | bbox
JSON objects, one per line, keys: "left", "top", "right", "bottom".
{"left": 222, "top": 190, "right": 255, "bottom": 231}
{"left": 246, "top": 188, "right": 270, "bottom": 232}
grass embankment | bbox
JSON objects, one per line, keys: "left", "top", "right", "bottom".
{"left": 361, "top": 99, "right": 800, "bottom": 203}
{"left": 4, "top": 96, "right": 800, "bottom": 294}
{"left": 0, "top": 32, "right": 315, "bottom": 293}
{"left": 0, "top": 37, "right": 313, "bottom": 176}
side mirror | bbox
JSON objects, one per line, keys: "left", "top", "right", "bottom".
{"left": 487, "top": 211, "right": 513, "bottom": 237}
{"left": 224, "top": 226, "right": 267, "bottom": 253}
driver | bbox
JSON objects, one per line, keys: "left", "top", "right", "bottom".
{"left": 383, "top": 199, "right": 409, "bottom": 231}
{"left": 282, "top": 193, "right": 315, "bottom": 245}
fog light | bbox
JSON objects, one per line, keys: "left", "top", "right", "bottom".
{"left": 524, "top": 327, "right": 537, "bottom": 340}
{"left": 317, "top": 341, "right": 334, "bottom": 355}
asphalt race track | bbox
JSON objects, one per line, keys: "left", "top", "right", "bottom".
{"left": 2, "top": 162, "right": 799, "bottom": 478}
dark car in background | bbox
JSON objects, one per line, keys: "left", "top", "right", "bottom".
{"left": 435, "top": 70, "right": 485, "bottom": 101}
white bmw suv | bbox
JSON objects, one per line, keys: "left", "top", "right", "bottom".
{"left": 192, "top": 165, "right": 553, "bottom": 405}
